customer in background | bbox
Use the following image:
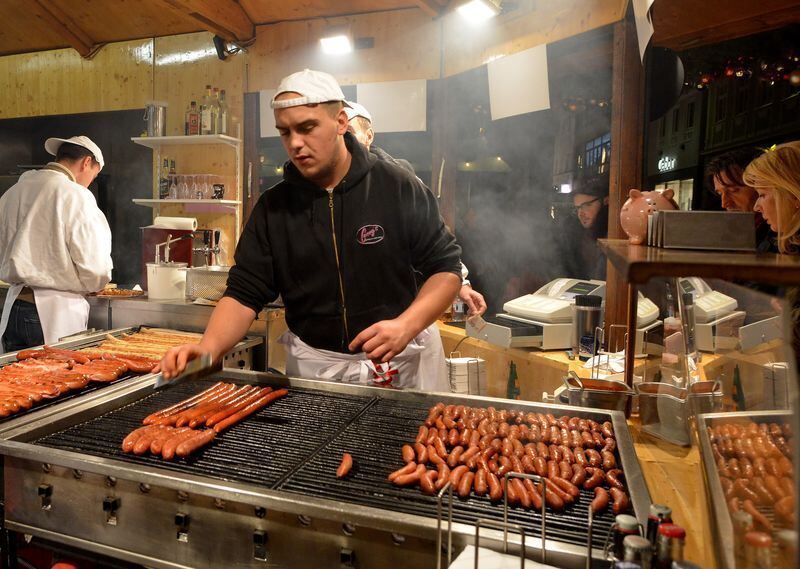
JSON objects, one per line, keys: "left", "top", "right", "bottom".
{"left": 0, "top": 136, "right": 112, "bottom": 353}
{"left": 706, "top": 147, "right": 777, "bottom": 252}
{"left": 571, "top": 177, "right": 609, "bottom": 280}
{"left": 743, "top": 141, "right": 800, "bottom": 254}
{"left": 345, "top": 100, "right": 487, "bottom": 317}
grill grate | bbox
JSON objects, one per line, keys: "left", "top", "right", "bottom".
{"left": 278, "top": 398, "right": 617, "bottom": 550}
{"left": 36, "top": 379, "right": 371, "bottom": 487}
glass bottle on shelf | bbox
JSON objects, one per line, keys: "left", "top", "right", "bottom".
{"left": 158, "top": 158, "right": 169, "bottom": 199}
{"left": 218, "top": 90, "right": 229, "bottom": 135}
{"left": 212, "top": 88, "right": 221, "bottom": 134}
{"left": 200, "top": 85, "right": 216, "bottom": 135}
{"left": 185, "top": 101, "right": 199, "bottom": 135}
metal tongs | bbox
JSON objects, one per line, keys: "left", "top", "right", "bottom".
{"left": 153, "top": 352, "right": 221, "bottom": 389}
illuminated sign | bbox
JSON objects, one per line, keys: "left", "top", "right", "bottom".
{"left": 658, "top": 156, "right": 677, "bottom": 172}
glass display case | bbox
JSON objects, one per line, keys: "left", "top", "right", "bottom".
{"left": 601, "top": 239, "right": 799, "bottom": 569}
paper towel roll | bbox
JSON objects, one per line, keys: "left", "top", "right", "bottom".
{"left": 152, "top": 216, "right": 198, "bottom": 231}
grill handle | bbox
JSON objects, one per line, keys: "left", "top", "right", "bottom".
{"left": 473, "top": 518, "right": 526, "bottom": 569}
{"left": 504, "top": 472, "right": 546, "bottom": 565}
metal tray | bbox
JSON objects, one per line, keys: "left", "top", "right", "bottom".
{"left": 695, "top": 410, "right": 795, "bottom": 569}
{"left": 0, "top": 370, "right": 651, "bottom": 569}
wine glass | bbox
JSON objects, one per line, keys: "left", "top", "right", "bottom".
{"left": 168, "top": 174, "right": 178, "bottom": 199}
{"left": 177, "top": 175, "right": 189, "bottom": 199}
{"left": 190, "top": 175, "right": 201, "bottom": 200}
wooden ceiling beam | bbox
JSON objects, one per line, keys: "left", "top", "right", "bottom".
{"left": 414, "top": 0, "right": 444, "bottom": 17}
{"left": 30, "top": 0, "right": 96, "bottom": 58}
{"left": 161, "top": 0, "right": 255, "bottom": 43}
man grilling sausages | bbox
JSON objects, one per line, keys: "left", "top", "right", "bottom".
{"left": 160, "top": 69, "right": 462, "bottom": 390}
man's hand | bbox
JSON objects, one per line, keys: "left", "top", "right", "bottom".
{"left": 348, "top": 318, "right": 415, "bottom": 363}
{"left": 156, "top": 344, "right": 212, "bottom": 379}
{"left": 459, "top": 285, "right": 487, "bottom": 316}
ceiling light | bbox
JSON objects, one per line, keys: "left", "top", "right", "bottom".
{"left": 457, "top": 0, "right": 500, "bottom": 24}
{"left": 320, "top": 33, "right": 353, "bottom": 55}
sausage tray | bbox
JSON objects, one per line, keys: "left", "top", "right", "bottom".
{"left": 0, "top": 369, "right": 650, "bottom": 569}
{"left": 696, "top": 410, "right": 798, "bottom": 569}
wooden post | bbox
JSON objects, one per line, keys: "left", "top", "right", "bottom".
{"left": 606, "top": 6, "right": 645, "bottom": 386}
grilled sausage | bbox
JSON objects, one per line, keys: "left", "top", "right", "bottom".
{"left": 402, "top": 445, "right": 416, "bottom": 463}
{"left": 448, "top": 446, "right": 464, "bottom": 468}
{"left": 151, "top": 426, "right": 190, "bottom": 455}
{"left": 428, "top": 445, "right": 445, "bottom": 466}
{"left": 435, "top": 463, "right": 451, "bottom": 491}
{"left": 547, "top": 460, "right": 559, "bottom": 480}
{"left": 449, "top": 465, "right": 470, "bottom": 488}
{"left": 601, "top": 450, "right": 616, "bottom": 471}
{"left": 497, "top": 456, "right": 513, "bottom": 477}
{"left": 775, "top": 496, "right": 796, "bottom": 524}
{"left": 601, "top": 422, "right": 614, "bottom": 438}
{"left": 752, "top": 477, "right": 776, "bottom": 506}
{"left": 389, "top": 462, "right": 417, "bottom": 482}
{"left": 394, "top": 463, "right": 427, "bottom": 487}
{"left": 523, "top": 478, "right": 544, "bottom": 510}
{"left": 743, "top": 499, "right": 772, "bottom": 531}
{"left": 583, "top": 467, "right": 605, "bottom": 490}
{"left": 544, "top": 478, "right": 574, "bottom": 504}
{"left": 414, "top": 443, "right": 429, "bottom": 465}
{"left": 606, "top": 469, "right": 625, "bottom": 490}
{"left": 420, "top": 469, "right": 438, "bottom": 494}
{"left": 457, "top": 471, "right": 475, "bottom": 498}
{"left": 487, "top": 472, "right": 503, "bottom": 501}
{"left": 162, "top": 429, "right": 203, "bottom": 460}
{"left": 511, "top": 478, "right": 531, "bottom": 508}
{"left": 585, "top": 449, "right": 602, "bottom": 468}
{"left": 571, "top": 464, "right": 587, "bottom": 487}
{"left": 213, "top": 389, "right": 288, "bottom": 433}
{"left": 122, "top": 425, "right": 158, "bottom": 453}
{"left": 591, "top": 487, "right": 610, "bottom": 513}
{"left": 532, "top": 456, "right": 548, "bottom": 477}
{"left": 415, "top": 426, "right": 429, "bottom": 444}
{"left": 336, "top": 453, "right": 354, "bottom": 479}
{"left": 542, "top": 483, "right": 565, "bottom": 511}
{"left": 425, "top": 403, "right": 445, "bottom": 427}
{"left": 559, "top": 461, "right": 573, "bottom": 480}
{"left": 474, "top": 469, "right": 488, "bottom": 496}
{"left": 609, "top": 487, "right": 630, "bottom": 514}
{"left": 733, "top": 479, "right": 760, "bottom": 503}
{"left": 461, "top": 445, "right": 481, "bottom": 464}
{"left": 602, "top": 437, "right": 617, "bottom": 453}
{"left": 552, "top": 477, "right": 580, "bottom": 498}
{"left": 574, "top": 448, "right": 588, "bottom": 467}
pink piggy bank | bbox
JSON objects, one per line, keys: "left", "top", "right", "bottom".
{"left": 619, "top": 188, "right": 677, "bottom": 245}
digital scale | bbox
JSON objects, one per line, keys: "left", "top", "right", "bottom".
{"left": 466, "top": 278, "right": 661, "bottom": 351}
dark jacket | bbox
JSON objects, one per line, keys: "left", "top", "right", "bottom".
{"left": 371, "top": 146, "right": 415, "bottom": 176}
{"left": 225, "top": 132, "right": 462, "bottom": 353}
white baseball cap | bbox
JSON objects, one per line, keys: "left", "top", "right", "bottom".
{"left": 344, "top": 101, "right": 372, "bottom": 123}
{"left": 44, "top": 135, "right": 105, "bottom": 170}
{"left": 271, "top": 69, "right": 349, "bottom": 109}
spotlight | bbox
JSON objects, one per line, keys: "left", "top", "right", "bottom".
{"left": 212, "top": 35, "right": 247, "bottom": 61}
{"left": 457, "top": 0, "right": 500, "bottom": 24}
{"left": 320, "top": 29, "right": 353, "bottom": 55}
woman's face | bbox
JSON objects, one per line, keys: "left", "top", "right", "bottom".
{"left": 753, "top": 187, "right": 779, "bottom": 231}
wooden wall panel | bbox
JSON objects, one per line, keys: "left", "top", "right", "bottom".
{"left": 0, "top": 39, "right": 153, "bottom": 119}
{"left": 442, "top": 0, "right": 626, "bottom": 77}
{"left": 246, "top": 10, "right": 441, "bottom": 92}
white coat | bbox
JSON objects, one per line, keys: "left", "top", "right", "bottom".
{"left": 0, "top": 163, "right": 112, "bottom": 349}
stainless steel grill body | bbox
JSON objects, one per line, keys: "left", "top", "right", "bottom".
{"left": 0, "top": 370, "right": 650, "bottom": 569}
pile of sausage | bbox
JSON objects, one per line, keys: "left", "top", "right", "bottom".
{"left": 121, "top": 381, "right": 288, "bottom": 460}
{"left": 709, "top": 421, "right": 795, "bottom": 531}
{"left": 0, "top": 347, "right": 156, "bottom": 418}
{"left": 388, "top": 403, "right": 630, "bottom": 514}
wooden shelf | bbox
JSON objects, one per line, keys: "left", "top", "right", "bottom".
{"left": 599, "top": 238, "right": 800, "bottom": 285}
{"left": 131, "top": 134, "right": 241, "bottom": 149}
{"left": 132, "top": 198, "right": 240, "bottom": 214}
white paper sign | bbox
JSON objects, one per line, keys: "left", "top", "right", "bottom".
{"left": 632, "top": 0, "right": 655, "bottom": 62}
{"left": 487, "top": 43, "right": 550, "bottom": 121}
{"left": 259, "top": 89, "right": 277, "bottom": 138}
{"left": 356, "top": 79, "right": 427, "bottom": 133}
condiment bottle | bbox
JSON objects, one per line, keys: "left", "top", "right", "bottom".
{"left": 646, "top": 504, "right": 673, "bottom": 544}
{"left": 612, "top": 514, "right": 641, "bottom": 560}
{"left": 623, "top": 535, "right": 653, "bottom": 569}
{"left": 744, "top": 531, "right": 772, "bottom": 569}
{"left": 732, "top": 510, "right": 753, "bottom": 565}
{"left": 655, "top": 523, "right": 685, "bottom": 568}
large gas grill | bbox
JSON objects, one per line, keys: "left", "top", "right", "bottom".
{"left": 0, "top": 370, "right": 650, "bottom": 569}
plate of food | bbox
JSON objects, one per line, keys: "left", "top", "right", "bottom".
{"left": 93, "top": 286, "right": 145, "bottom": 298}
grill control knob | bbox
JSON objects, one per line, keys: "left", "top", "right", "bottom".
{"left": 253, "top": 530, "right": 268, "bottom": 561}
{"left": 175, "top": 512, "right": 190, "bottom": 543}
{"left": 340, "top": 548, "right": 356, "bottom": 568}
{"left": 37, "top": 484, "right": 52, "bottom": 510}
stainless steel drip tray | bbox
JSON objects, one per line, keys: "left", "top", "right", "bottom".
{"left": 0, "top": 370, "right": 650, "bottom": 569}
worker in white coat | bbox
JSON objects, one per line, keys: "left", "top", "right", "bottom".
{"left": 0, "top": 136, "right": 112, "bottom": 353}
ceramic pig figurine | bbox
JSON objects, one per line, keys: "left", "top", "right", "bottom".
{"left": 620, "top": 188, "right": 677, "bottom": 245}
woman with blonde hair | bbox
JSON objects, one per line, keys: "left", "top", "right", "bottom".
{"left": 743, "top": 141, "right": 800, "bottom": 254}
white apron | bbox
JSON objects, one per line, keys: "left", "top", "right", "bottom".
{"left": 279, "top": 323, "right": 449, "bottom": 392}
{"left": 0, "top": 284, "right": 89, "bottom": 352}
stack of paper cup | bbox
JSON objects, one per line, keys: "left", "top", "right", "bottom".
{"left": 446, "top": 356, "right": 487, "bottom": 395}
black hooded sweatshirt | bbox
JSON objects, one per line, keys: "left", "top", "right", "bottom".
{"left": 224, "top": 132, "right": 462, "bottom": 353}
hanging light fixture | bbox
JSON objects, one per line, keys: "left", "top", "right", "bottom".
{"left": 457, "top": 0, "right": 501, "bottom": 24}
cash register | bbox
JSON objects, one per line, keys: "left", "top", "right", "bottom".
{"left": 466, "top": 278, "right": 660, "bottom": 351}
{"left": 679, "top": 277, "right": 746, "bottom": 352}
